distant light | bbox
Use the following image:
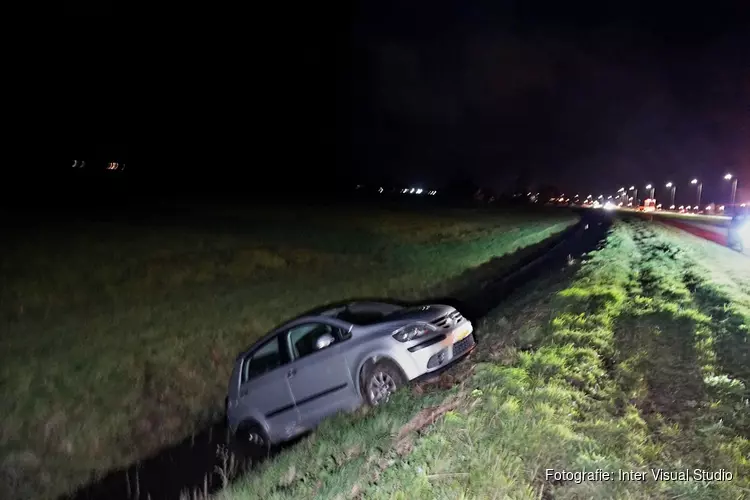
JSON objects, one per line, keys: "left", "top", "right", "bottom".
{"left": 666, "top": 182, "right": 673, "bottom": 188}
{"left": 725, "top": 174, "right": 733, "bottom": 180}
{"left": 608, "top": 195, "right": 613, "bottom": 199}
{"left": 670, "top": 205, "right": 676, "bottom": 209}
{"left": 705, "top": 206, "right": 711, "bottom": 211}
{"left": 410, "top": 188, "right": 415, "bottom": 194}
{"left": 618, "top": 187, "right": 625, "bottom": 192}
{"left": 691, "top": 179, "right": 699, "bottom": 184}
{"left": 628, "top": 196, "right": 633, "bottom": 201}
{"left": 598, "top": 195, "right": 603, "bottom": 199}
{"left": 646, "top": 184, "right": 652, "bottom": 189}
{"left": 416, "top": 188, "right": 423, "bottom": 194}
{"left": 378, "top": 187, "right": 384, "bottom": 194}
{"left": 741, "top": 203, "right": 747, "bottom": 208}
{"left": 719, "top": 206, "right": 725, "bottom": 211}
{"left": 629, "top": 186, "right": 635, "bottom": 190}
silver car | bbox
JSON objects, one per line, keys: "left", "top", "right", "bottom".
{"left": 226, "top": 301, "right": 475, "bottom": 453}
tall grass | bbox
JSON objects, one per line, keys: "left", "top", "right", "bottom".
{"left": 0, "top": 206, "right": 577, "bottom": 500}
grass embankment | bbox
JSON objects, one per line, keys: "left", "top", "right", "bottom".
{"left": 0, "top": 206, "right": 578, "bottom": 500}
{"left": 218, "top": 218, "right": 749, "bottom": 500}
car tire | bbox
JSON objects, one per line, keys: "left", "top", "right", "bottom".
{"left": 231, "top": 422, "right": 271, "bottom": 461}
{"left": 363, "top": 361, "right": 405, "bottom": 406}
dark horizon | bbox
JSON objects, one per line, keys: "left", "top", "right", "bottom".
{"left": 17, "top": 1, "right": 750, "bottom": 207}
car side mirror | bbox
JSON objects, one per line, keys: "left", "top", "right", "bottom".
{"left": 315, "top": 333, "right": 335, "bottom": 350}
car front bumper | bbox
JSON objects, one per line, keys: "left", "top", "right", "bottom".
{"left": 399, "top": 321, "right": 476, "bottom": 379}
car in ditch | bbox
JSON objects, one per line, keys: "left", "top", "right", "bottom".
{"left": 225, "top": 301, "right": 475, "bottom": 454}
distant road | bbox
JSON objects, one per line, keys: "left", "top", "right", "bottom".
{"left": 646, "top": 214, "right": 728, "bottom": 246}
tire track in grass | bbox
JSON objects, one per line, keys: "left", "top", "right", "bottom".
{"left": 613, "top": 223, "right": 708, "bottom": 422}
{"left": 611, "top": 221, "right": 750, "bottom": 496}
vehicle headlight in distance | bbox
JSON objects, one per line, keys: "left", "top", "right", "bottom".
{"left": 392, "top": 322, "right": 437, "bottom": 342}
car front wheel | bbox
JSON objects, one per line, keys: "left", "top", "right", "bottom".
{"left": 364, "top": 362, "right": 405, "bottom": 406}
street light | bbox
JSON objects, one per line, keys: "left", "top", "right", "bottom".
{"left": 616, "top": 187, "right": 627, "bottom": 206}
{"left": 725, "top": 174, "right": 738, "bottom": 206}
{"left": 666, "top": 182, "right": 676, "bottom": 208}
{"left": 691, "top": 179, "right": 702, "bottom": 208}
{"left": 646, "top": 184, "right": 655, "bottom": 200}
{"left": 629, "top": 186, "right": 638, "bottom": 208}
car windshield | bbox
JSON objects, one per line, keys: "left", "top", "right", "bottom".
{"left": 334, "top": 302, "right": 405, "bottom": 325}
{"left": 380, "top": 306, "right": 433, "bottom": 321}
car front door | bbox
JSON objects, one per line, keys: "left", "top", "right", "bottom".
{"left": 283, "top": 322, "right": 356, "bottom": 429}
{"left": 237, "top": 335, "right": 301, "bottom": 441}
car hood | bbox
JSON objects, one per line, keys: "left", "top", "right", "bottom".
{"left": 382, "top": 304, "right": 456, "bottom": 324}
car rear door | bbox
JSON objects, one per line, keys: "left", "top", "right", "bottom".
{"left": 283, "top": 322, "right": 357, "bottom": 430}
{"left": 237, "top": 335, "right": 300, "bottom": 441}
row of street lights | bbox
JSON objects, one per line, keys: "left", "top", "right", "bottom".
{"left": 619, "top": 174, "right": 739, "bottom": 208}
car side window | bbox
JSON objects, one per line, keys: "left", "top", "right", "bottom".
{"left": 286, "top": 323, "right": 340, "bottom": 361}
{"left": 241, "top": 337, "right": 282, "bottom": 383}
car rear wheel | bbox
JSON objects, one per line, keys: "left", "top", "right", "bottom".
{"left": 232, "top": 422, "right": 271, "bottom": 460}
{"left": 364, "top": 362, "right": 405, "bottom": 406}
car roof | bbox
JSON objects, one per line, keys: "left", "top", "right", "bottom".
{"left": 234, "top": 300, "right": 407, "bottom": 361}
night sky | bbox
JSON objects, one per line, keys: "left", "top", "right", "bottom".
{"left": 40, "top": 2, "right": 750, "bottom": 205}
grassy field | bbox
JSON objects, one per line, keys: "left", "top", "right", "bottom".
{"left": 0, "top": 205, "right": 578, "bottom": 500}
{"left": 216, "top": 218, "right": 750, "bottom": 500}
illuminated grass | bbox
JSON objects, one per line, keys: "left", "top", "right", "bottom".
{"left": 0, "top": 205, "right": 577, "bottom": 500}
{"left": 218, "top": 219, "right": 749, "bottom": 500}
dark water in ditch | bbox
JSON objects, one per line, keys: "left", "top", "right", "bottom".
{"left": 63, "top": 210, "right": 612, "bottom": 500}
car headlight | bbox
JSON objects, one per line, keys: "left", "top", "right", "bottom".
{"left": 392, "top": 322, "right": 437, "bottom": 342}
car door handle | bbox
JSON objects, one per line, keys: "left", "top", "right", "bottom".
{"left": 287, "top": 368, "right": 297, "bottom": 378}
